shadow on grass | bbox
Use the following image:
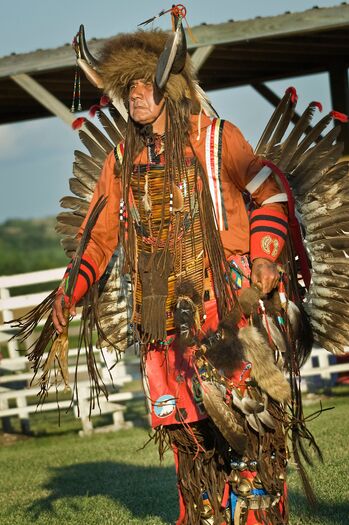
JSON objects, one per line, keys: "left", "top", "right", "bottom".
{"left": 289, "top": 488, "right": 349, "bottom": 525}
{"left": 27, "top": 461, "right": 177, "bottom": 523}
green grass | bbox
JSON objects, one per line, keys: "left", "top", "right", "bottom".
{"left": 0, "top": 427, "right": 176, "bottom": 525}
{"left": 0, "top": 395, "right": 348, "bottom": 525}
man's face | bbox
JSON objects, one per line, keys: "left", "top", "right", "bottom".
{"left": 128, "top": 79, "right": 164, "bottom": 126}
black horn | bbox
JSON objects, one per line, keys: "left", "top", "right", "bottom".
{"left": 77, "top": 24, "right": 100, "bottom": 69}
{"left": 171, "top": 13, "right": 187, "bottom": 74}
{"left": 171, "top": 21, "right": 187, "bottom": 74}
{"left": 155, "top": 18, "right": 187, "bottom": 91}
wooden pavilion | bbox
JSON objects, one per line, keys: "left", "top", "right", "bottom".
{"left": 0, "top": 4, "right": 348, "bottom": 150}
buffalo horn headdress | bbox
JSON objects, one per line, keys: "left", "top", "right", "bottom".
{"left": 74, "top": 17, "right": 213, "bottom": 114}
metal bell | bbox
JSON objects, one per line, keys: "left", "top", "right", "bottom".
{"left": 230, "top": 472, "right": 240, "bottom": 484}
{"left": 238, "top": 460, "right": 247, "bottom": 471}
{"left": 248, "top": 460, "right": 258, "bottom": 471}
{"left": 237, "top": 479, "right": 252, "bottom": 496}
{"left": 253, "top": 475, "right": 264, "bottom": 489}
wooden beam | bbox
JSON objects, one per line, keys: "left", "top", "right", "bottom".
{"left": 11, "top": 73, "right": 75, "bottom": 126}
{"left": 329, "top": 65, "right": 349, "bottom": 154}
{"left": 0, "top": 39, "right": 106, "bottom": 79}
{"left": 1, "top": 6, "right": 348, "bottom": 79}
{"left": 252, "top": 83, "right": 283, "bottom": 109}
{"left": 200, "top": 64, "right": 327, "bottom": 90}
{"left": 189, "top": 5, "right": 349, "bottom": 49}
{"left": 188, "top": 5, "right": 349, "bottom": 49}
{"left": 191, "top": 45, "right": 214, "bottom": 72}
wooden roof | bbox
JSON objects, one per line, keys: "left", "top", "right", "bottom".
{"left": 0, "top": 4, "right": 348, "bottom": 125}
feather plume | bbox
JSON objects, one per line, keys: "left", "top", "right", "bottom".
{"left": 56, "top": 211, "right": 84, "bottom": 228}
{"left": 97, "top": 109, "right": 125, "bottom": 144}
{"left": 262, "top": 93, "right": 349, "bottom": 359}
{"left": 287, "top": 114, "right": 332, "bottom": 170}
{"left": 55, "top": 222, "right": 80, "bottom": 236}
{"left": 314, "top": 334, "right": 346, "bottom": 356}
{"left": 59, "top": 196, "right": 89, "bottom": 215}
{"left": 201, "top": 381, "right": 247, "bottom": 454}
{"left": 255, "top": 90, "right": 293, "bottom": 154}
{"left": 83, "top": 120, "right": 114, "bottom": 153}
{"left": 312, "top": 273, "right": 348, "bottom": 289}
{"left": 75, "top": 150, "right": 103, "bottom": 174}
{"left": 60, "top": 237, "right": 79, "bottom": 256}
{"left": 265, "top": 104, "right": 295, "bottom": 156}
{"left": 307, "top": 222, "right": 349, "bottom": 241}
{"left": 311, "top": 320, "right": 347, "bottom": 348}
{"left": 69, "top": 178, "right": 94, "bottom": 200}
{"left": 98, "top": 290, "right": 123, "bottom": 302}
{"left": 78, "top": 130, "right": 109, "bottom": 164}
{"left": 108, "top": 106, "right": 127, "bottom": 137}
{"left": 276, "top": 103, "right": 317, "bottom": 170}
{"left": 72, "top": 164, "right": 99, "bottom": 191}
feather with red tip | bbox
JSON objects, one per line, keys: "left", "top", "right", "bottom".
{"left": 285, "top": 86, "right": 298, "bottom": 103}
{"left": 89, "top": 104, "right": 101, "bottom": 117}
{"left": 100, "top": 95, "right": 110, "bottom": 106}
{"left": 72, "top": 117, "right": 87, "bottom": 130}
{"left": 311, "top": 101, "right": 323, "bottom": 112}
{"left": 330, "top": 110, "right": 348, "bottom": 123}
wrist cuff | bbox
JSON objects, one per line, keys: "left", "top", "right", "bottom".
{"left": 250, "top": 208, "right": 288, "bottom": 262}
{"left": 62, "top": 255, "right": 99, "bottom": 305}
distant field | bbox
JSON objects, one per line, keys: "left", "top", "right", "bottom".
{"left": 0, "top": 394, "right": 348, "bottom": 525}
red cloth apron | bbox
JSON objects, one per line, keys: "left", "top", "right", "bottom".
{"left": 145, "top": 255, "right": 250, "bottom": 428}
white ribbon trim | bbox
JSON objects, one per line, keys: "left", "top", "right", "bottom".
{"left": 261, "top": 193, "right": 288, "bottom": 205}
{"left": 245, "top": 165, "right": 272, "bottom": 194}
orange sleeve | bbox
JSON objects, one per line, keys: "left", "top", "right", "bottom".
{"left": 222, "top": 121, "right": 288, "bottom": 261}
{"left": 77, "top": 149, "right": 121, "bottom": 279}
{"left": 221, "top": 121, "right": 285, "bottom": 214}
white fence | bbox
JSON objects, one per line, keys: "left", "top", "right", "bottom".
{"left": 0, "top": 267, "right": 144, "bottom": 436}
{"left": 301, "top": 345, "right": 349, "bottom": 390}
{"left": 0, "top": 267, "right": 348, "bottom": 435}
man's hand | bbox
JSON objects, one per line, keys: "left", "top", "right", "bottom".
{"left": 251, "top": 257, "right": 279, "bottom": 296}
{"left": 52, "top": 291, "right": 76, "bottom": 333}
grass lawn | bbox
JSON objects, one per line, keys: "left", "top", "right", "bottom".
{"left": 0, "top": 393, "right": 348, "bottom": 525}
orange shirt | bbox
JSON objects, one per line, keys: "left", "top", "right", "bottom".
{"left": 79, "top": 114, "right": 285, "bottom": 279}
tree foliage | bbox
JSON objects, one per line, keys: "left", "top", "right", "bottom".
{"left": 0, "top": 217, "right": 68, "bottom": 276}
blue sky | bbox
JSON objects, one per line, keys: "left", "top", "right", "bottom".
{"left": 0, "top": 0, "right": 345, "bottom": 222}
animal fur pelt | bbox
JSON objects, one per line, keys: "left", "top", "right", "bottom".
{"left": 201, "top": 318, "right": 244, "bottom": 377}
{"left": 238, "top": 325, "right": 291, "bottom": 403}
{"left": 238, "top": 286, "right": 261, "bottom": 317}
{"left": 98, "top": 30, "right": 199, "bottom": 106}
{"left": 238, "top": 286, "right": 313, "bottom": 369}
{"left": 174, "top": 280, "right": 202, "bottom": 346}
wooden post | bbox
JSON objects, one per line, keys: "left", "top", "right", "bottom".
{"left": 329, "top": 65, "right": 349, "bottom": 154}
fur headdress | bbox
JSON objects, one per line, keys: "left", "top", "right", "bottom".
{"left": 98, "top": 29, "right": 198, "bottom": 106}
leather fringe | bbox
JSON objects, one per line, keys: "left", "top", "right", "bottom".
{"left": 164, "top": 419, "right": 231, "bottom": 525}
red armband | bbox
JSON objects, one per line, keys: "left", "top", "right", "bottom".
{"left": 62, "top": 255, "right": 99, "bottom": 305}
{"left": 250, "top": 208, "right": 288, "bottom": 262}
